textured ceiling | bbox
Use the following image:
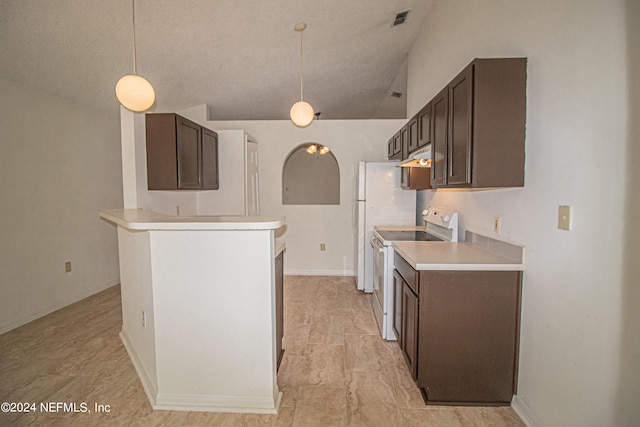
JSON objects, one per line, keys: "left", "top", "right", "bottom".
{"left": 0, "top": 0, "right": 433, "bottom": 120}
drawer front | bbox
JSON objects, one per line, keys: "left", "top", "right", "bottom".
{"left": 394, "top": 252, "right": 418, "bottom": 295}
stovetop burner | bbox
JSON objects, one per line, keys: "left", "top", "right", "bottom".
{"left": 375, "top": 230, "right": 443, "bottom": 242}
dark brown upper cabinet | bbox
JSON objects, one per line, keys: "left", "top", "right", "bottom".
{"left": 388, "top": 58, "right": 525, "bottom": 190}
{"left": 407, "top": 115, "right": 419, "bottom": 154}
{"left": 399, "top": 120, "right": 431, "bottom": 190}
{"left": 200, "top": 127, "right": 219, "bottom": 190}
{"left": 400, "top": 125, "right": 409, "bottom": 160}
{"left": 388, "top": 131, "right": 401, "bottom": 160}
{"left": 430, "top": 58, "right": 527, "bottom": 189}
{"left": 146, "top": 113, "right": 219, "bottom": 191}
{"left": 417, "top": 103, "right": 432, "bottom": 149}
{"left": 448, "top": 66, "right": 473, "bottom": 185}
{"left": 430, "top": 87, "right": 449, "bottom": 187}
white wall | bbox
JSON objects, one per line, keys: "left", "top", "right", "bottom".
{"left": 201, "top": 120, "right": 404, "bottom": 275}
{"left": 617, "top": 1, "right": 640, "bottom": 425}
{"left": 118, "top": 227, "right": 158, "bottom": 396}
{"left": 0, "top": 78, "right": 123, "bottom": 333}
{"left": 409, "top": 1, "right": 637, "bottom": 426}
{"left": 151, "top": 229, "right": 279, "bottom": 410}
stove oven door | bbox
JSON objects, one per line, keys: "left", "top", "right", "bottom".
{"left": 370, "top": 236, "right": 385, "bottom": 337}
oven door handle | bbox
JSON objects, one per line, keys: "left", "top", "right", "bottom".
{"left": 370, "top": 236, "right": 384, "bottom": 252}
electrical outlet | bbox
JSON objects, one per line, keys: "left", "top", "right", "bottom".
{"left": 493, "top": 216, "right": 501, "bottom": 234}
{"left": 142, "top": 311, "right": 146, "bottom": 328}
{"left": 320, "top": 243, "right": 326, "bottom": 251}
{"left": 65, "top": 261, "right": 72, "bottom": 273}
{"left": 558, "top": 205, "right": 572, "bottom": 230}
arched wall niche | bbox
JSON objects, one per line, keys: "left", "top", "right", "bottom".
{"left": 282, "top": 143, "right": 340, "bottom": 205}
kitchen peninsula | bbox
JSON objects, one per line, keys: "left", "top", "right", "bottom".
{"left": 99, "top": 209, "right": 285, "bottom": 414}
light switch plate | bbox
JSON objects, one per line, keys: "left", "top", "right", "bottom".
{"left": 558, "top": 205, "right": 572, "bottom": 230}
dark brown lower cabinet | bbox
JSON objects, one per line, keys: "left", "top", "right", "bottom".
{"left": 394, "top": 258, "right": 419, "bottom": 381}
{"left": 275, "top": 252, "right": 284, "bottom": 371}
{"left": 392, "top": 270, "right": 404, "bottom": 346}
{"left": 401, "top": 279, "right": 419, "bottom": 380}
{"left": 393, "top": 254, "right": 522, "bottom": 406}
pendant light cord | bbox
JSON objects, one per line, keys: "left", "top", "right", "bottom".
{"left": 299, "top": 29, "right": 304, "bottom": 101}
{"left": 131, "top": 0, "right": 138, "bottom": 75}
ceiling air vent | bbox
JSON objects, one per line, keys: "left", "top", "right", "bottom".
{"left": 391, "top": 92, "right": 403, "bottom": 98}
{"left": 392, "top": 10, "right": 410, "bottom": 26}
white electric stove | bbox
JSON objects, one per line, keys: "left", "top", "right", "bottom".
{"left": 370, "top": 206, "right": 459, "bottom": 340}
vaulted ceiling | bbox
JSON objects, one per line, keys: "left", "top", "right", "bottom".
{"left": 0, "top": 0, "right": 433, "bottom": 120}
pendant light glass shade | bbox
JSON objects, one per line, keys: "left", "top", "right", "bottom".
{"left": 116, "top": 0, "right": 155, "bottom": 112}
{"left": 290, "top": 23, "right": 314, "bottom": 128}
{"left": 290, "top": 101, "right": 314, "bottom": 128}
{"left": 116, "top": 74, "right": 155, "bottom": 112}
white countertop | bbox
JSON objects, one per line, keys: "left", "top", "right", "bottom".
{"left": 392, "top": 241, "right": 524, "bottom": 271}
{"left": 99, "top": 209, "right": 285, "bottom": 231}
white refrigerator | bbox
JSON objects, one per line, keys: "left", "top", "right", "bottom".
{"left": 355, "top": 161, "right": 416, "bottom": 292}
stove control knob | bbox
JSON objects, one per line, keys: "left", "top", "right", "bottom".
{"left": 442, "top": 215, "right": 450, "bottom": 222}
{"left": 422, "top": 209, "right": 429, "bottom": 216}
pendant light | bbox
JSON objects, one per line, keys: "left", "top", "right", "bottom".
{"left": 290, "top": 23, "right": 314, "bottom": 128}
{"left": 116, "top": 0, "right": 156, "bottom": 112}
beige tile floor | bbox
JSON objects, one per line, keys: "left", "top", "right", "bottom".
{"left": 0, "top": 276, "right": 525, "bottom": 426}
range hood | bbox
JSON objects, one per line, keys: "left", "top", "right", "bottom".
{"left": 397, "top": 145, "right": 432, "bottom": 168}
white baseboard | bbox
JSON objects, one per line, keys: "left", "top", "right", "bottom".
{"left": 154, "top": 392, "right": 281, "bottom": 414}
{"left": 121, "top": 331, "right": 281, "bottom": 414}
{"left": 512, "top": 395, "right": 540, "bottom": 427}
{"left": 0, "top": 278, "right": 120, "bottom": 334}
{"left": 284, "top": 269, "right": 355, "bottom": 276}
{"left": 119, "top": 330, "right": 158, "bottom": 407}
